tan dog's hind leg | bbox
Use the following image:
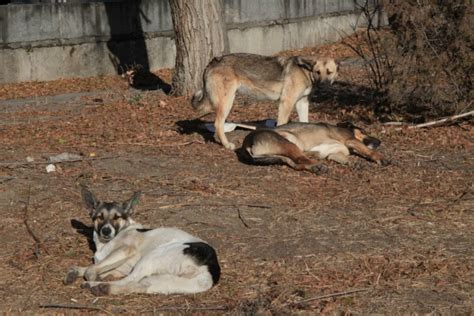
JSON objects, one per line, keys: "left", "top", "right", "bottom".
{"left": 277, "top": 143, "right": 326, "bottom": 174}
{"left": 211, "top": 80, "right": 239, "bottom": 150}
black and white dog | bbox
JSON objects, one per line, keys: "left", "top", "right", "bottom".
{"left": 64, "top": 188, "right": 220, "bottom": 296}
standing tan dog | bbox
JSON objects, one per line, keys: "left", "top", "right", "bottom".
{"left": 192, "top": 53, "right": 339, "bottom": 150}
{"left": 242, "top": 122, "right": 389, "bottom": 173}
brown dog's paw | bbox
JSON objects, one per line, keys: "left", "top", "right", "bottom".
{"left": 64, "top": 268, "right": 79, "bottom": 285}
{"left": 89, "top": 284, "right": 110, "bottom": 296}
{"left": 310, "top": 164, "right": 328, "bottom": 175}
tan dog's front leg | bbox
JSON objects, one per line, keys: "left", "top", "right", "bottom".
{"left": 84, "top": 246, "right": 135, "bottom": 282}
{"left": 295, "top": 97, "right": 309, "bottom": 123}
{"left": 277, "top": 84, "right": 301, "bottom": 125}
{"left": 345, "top": 139, "right": 389, "bottom": 166}
{"left": 277, "top": 97, "right": 295, "bottom": 126}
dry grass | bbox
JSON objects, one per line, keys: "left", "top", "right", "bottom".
{"left": 0, "top": 39, "right": 472, "bottom": 314}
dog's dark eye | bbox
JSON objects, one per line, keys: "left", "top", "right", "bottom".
{"left": 327, "top": 70, "right": 332, "bottom": 75}
{"left": 316, "top": 70, "right": 321, "bottom": 75}
{"left": 96, "top": 214, "right": 104, "bottom": 220}
{"left": 113, "top": 214, "right": 120, "bottom": 220}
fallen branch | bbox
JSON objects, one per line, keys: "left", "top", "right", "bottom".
{"left": 237, "top": 208, "right": 250, "bottom": 228}
{"left": 158, "top": 203, "right": 272, "bottom": 209}
{"left": 39, "top": 303, "right": 105, "bottom": 312}
{"left": 113, "top": 140, "right": 204, "bottom": 147}
{"left": 22, "top": 186, "right": 50, "bottom": 257}
{"left": 393, "top": 110, "right": 473, "bottom": 131}
{"left": 293, "top": 288, "right": 371, "bottom": 305}
{"left": 148, "top": 305, "right": 228, "bottom": 312}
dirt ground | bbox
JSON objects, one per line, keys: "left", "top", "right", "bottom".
{"left": 0, "top": 41, "right": 473, "bottom": 314}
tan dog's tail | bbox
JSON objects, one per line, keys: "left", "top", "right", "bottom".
{"left": 192, "top": 61, "right": 217, "bottom": 116}
{"left": 192, "top": 90, "right": 213, "bottom": 116}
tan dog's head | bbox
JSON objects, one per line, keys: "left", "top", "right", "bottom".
{"left": 336, "top": 122, "right": 381, "bottom": 149}
{"left": 296, "top": 57, "right": 339, "bottom": 84}
{"left": 82, "top": 188, "right": 141, "bottom": 243}
{"left": 314, "top": 58, "right": 338, "bottom": 84}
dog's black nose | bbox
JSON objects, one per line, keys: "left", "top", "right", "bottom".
{"left": 101, "top": 226, "right": 112, "bottom": 236}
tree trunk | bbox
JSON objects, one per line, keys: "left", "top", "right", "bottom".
{"left": 169, "top": 0, "right": 228, "bottom": 96}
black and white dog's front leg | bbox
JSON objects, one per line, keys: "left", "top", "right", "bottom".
{"left": 65, "top": 246, "right": 136, "bottom": 285}
{"left": 64, "top": 266, "right": 87, "bottom": 285}
{"left": 84, "top": 246, "right": 136, "bottom": 282}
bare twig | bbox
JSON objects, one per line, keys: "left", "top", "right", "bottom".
{"left": 148, "top": 305, "right": 228, "bottom": 312}
{"left": 293, "top": 288, "right": 371, "bottom": 305}
{"left": 158, "top": 203, "right": 272, "bottom": 209}
{"left": 237, "top": 208, "right": 250, "bottom": 228}
{"left": 113, "top": 140, "right": 203, "bottom": 147}
{"left": 40, "top": 303, "right": 107, "bottom": 312}
{"left": 0, "top": 176, "right": 15, "bottom": 184}
{"left": 0, "top": 155, "right": 119, "bottom": 167}
{"left": 22, "top": 186, "right": 50, "bottom": 257}
{"left": 394, "top": 110, "right": 473, "bottom": 130}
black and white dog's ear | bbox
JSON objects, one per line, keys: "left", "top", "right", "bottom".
{"left": 295, "top": 57, "right": 314, "bottom": 72}
{"left": 122, "top": 191, "right": 142, "bottom": 215}
{"left": 81, "top": 188, "right": 100, "bottom": 213}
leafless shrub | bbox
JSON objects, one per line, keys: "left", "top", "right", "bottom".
{"left": 386, "top": 0, "right": 473, "bottom": 117}
{"left": 344, "top": 0, "right": 473, "bottom": 119}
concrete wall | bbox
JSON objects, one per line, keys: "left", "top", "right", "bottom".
{"left": 0, "top": 0, "right": 367, "bottom": 83}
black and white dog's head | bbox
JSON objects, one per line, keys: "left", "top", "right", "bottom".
{"left": 81, "top": 188, "right": 141, "bottom": 244}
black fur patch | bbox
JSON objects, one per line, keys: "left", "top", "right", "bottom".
{"left": 136, "top": 228, "right": 152, "bottom": 233}
{"left": 183, "top": 242, "right": 220, "bottom": 285}
{"left": 363, "top": 136, "right": 381, "bottom": 149}
{"left": 251, "top": 156, "right": 287, "bottom": 166}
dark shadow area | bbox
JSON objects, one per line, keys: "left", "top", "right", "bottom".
{"left": 71, "top": 219, "right": 95, "bottom": 253}
{"left": 125, "top": 66, "right": 172, "bottom": 93}
{"left": 311, "top": 80, "right": 381, "bottom": 110}
{"left": 176, "top": 119, "right": 216, "bottom": 144}
{"left": 104, "top": 0, "right": 170, "bottom": 93}
{"left": 176, "top": 118, "right": 277, "bottom": 144}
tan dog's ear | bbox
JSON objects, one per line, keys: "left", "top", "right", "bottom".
{"left": 294, "top": 57, "right": 315, "bottom": 72}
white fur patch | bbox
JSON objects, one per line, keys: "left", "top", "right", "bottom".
{"left": 309, "top": 142, "right": 349, "bottom": 159}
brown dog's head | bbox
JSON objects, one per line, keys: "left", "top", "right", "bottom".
{"left": 336, "top": 122, "right": 381, "bottom": 149}
{"left": 82, "top": 188, "right": 141, "bottom": 243}
{"left": 296, "top": 57, "right": 339, "bottom": 84}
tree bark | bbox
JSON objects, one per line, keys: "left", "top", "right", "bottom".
{"left": 169, "top": 0, "right": 228, "bottom": 96}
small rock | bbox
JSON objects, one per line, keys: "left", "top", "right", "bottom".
{"left": 46, "top": 164, "right": 56, "bottom": 173}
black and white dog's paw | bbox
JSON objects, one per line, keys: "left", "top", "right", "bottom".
{"left": 64, "top": 268, "right": 79, "bottom": 285}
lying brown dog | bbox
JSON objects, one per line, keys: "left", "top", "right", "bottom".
{"left": 242, "top": 122, "right": 389, "bottom": 173}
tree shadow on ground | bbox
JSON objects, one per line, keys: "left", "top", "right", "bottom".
{"left": 104, "top": 1, "right": 171, "bottom": 94}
